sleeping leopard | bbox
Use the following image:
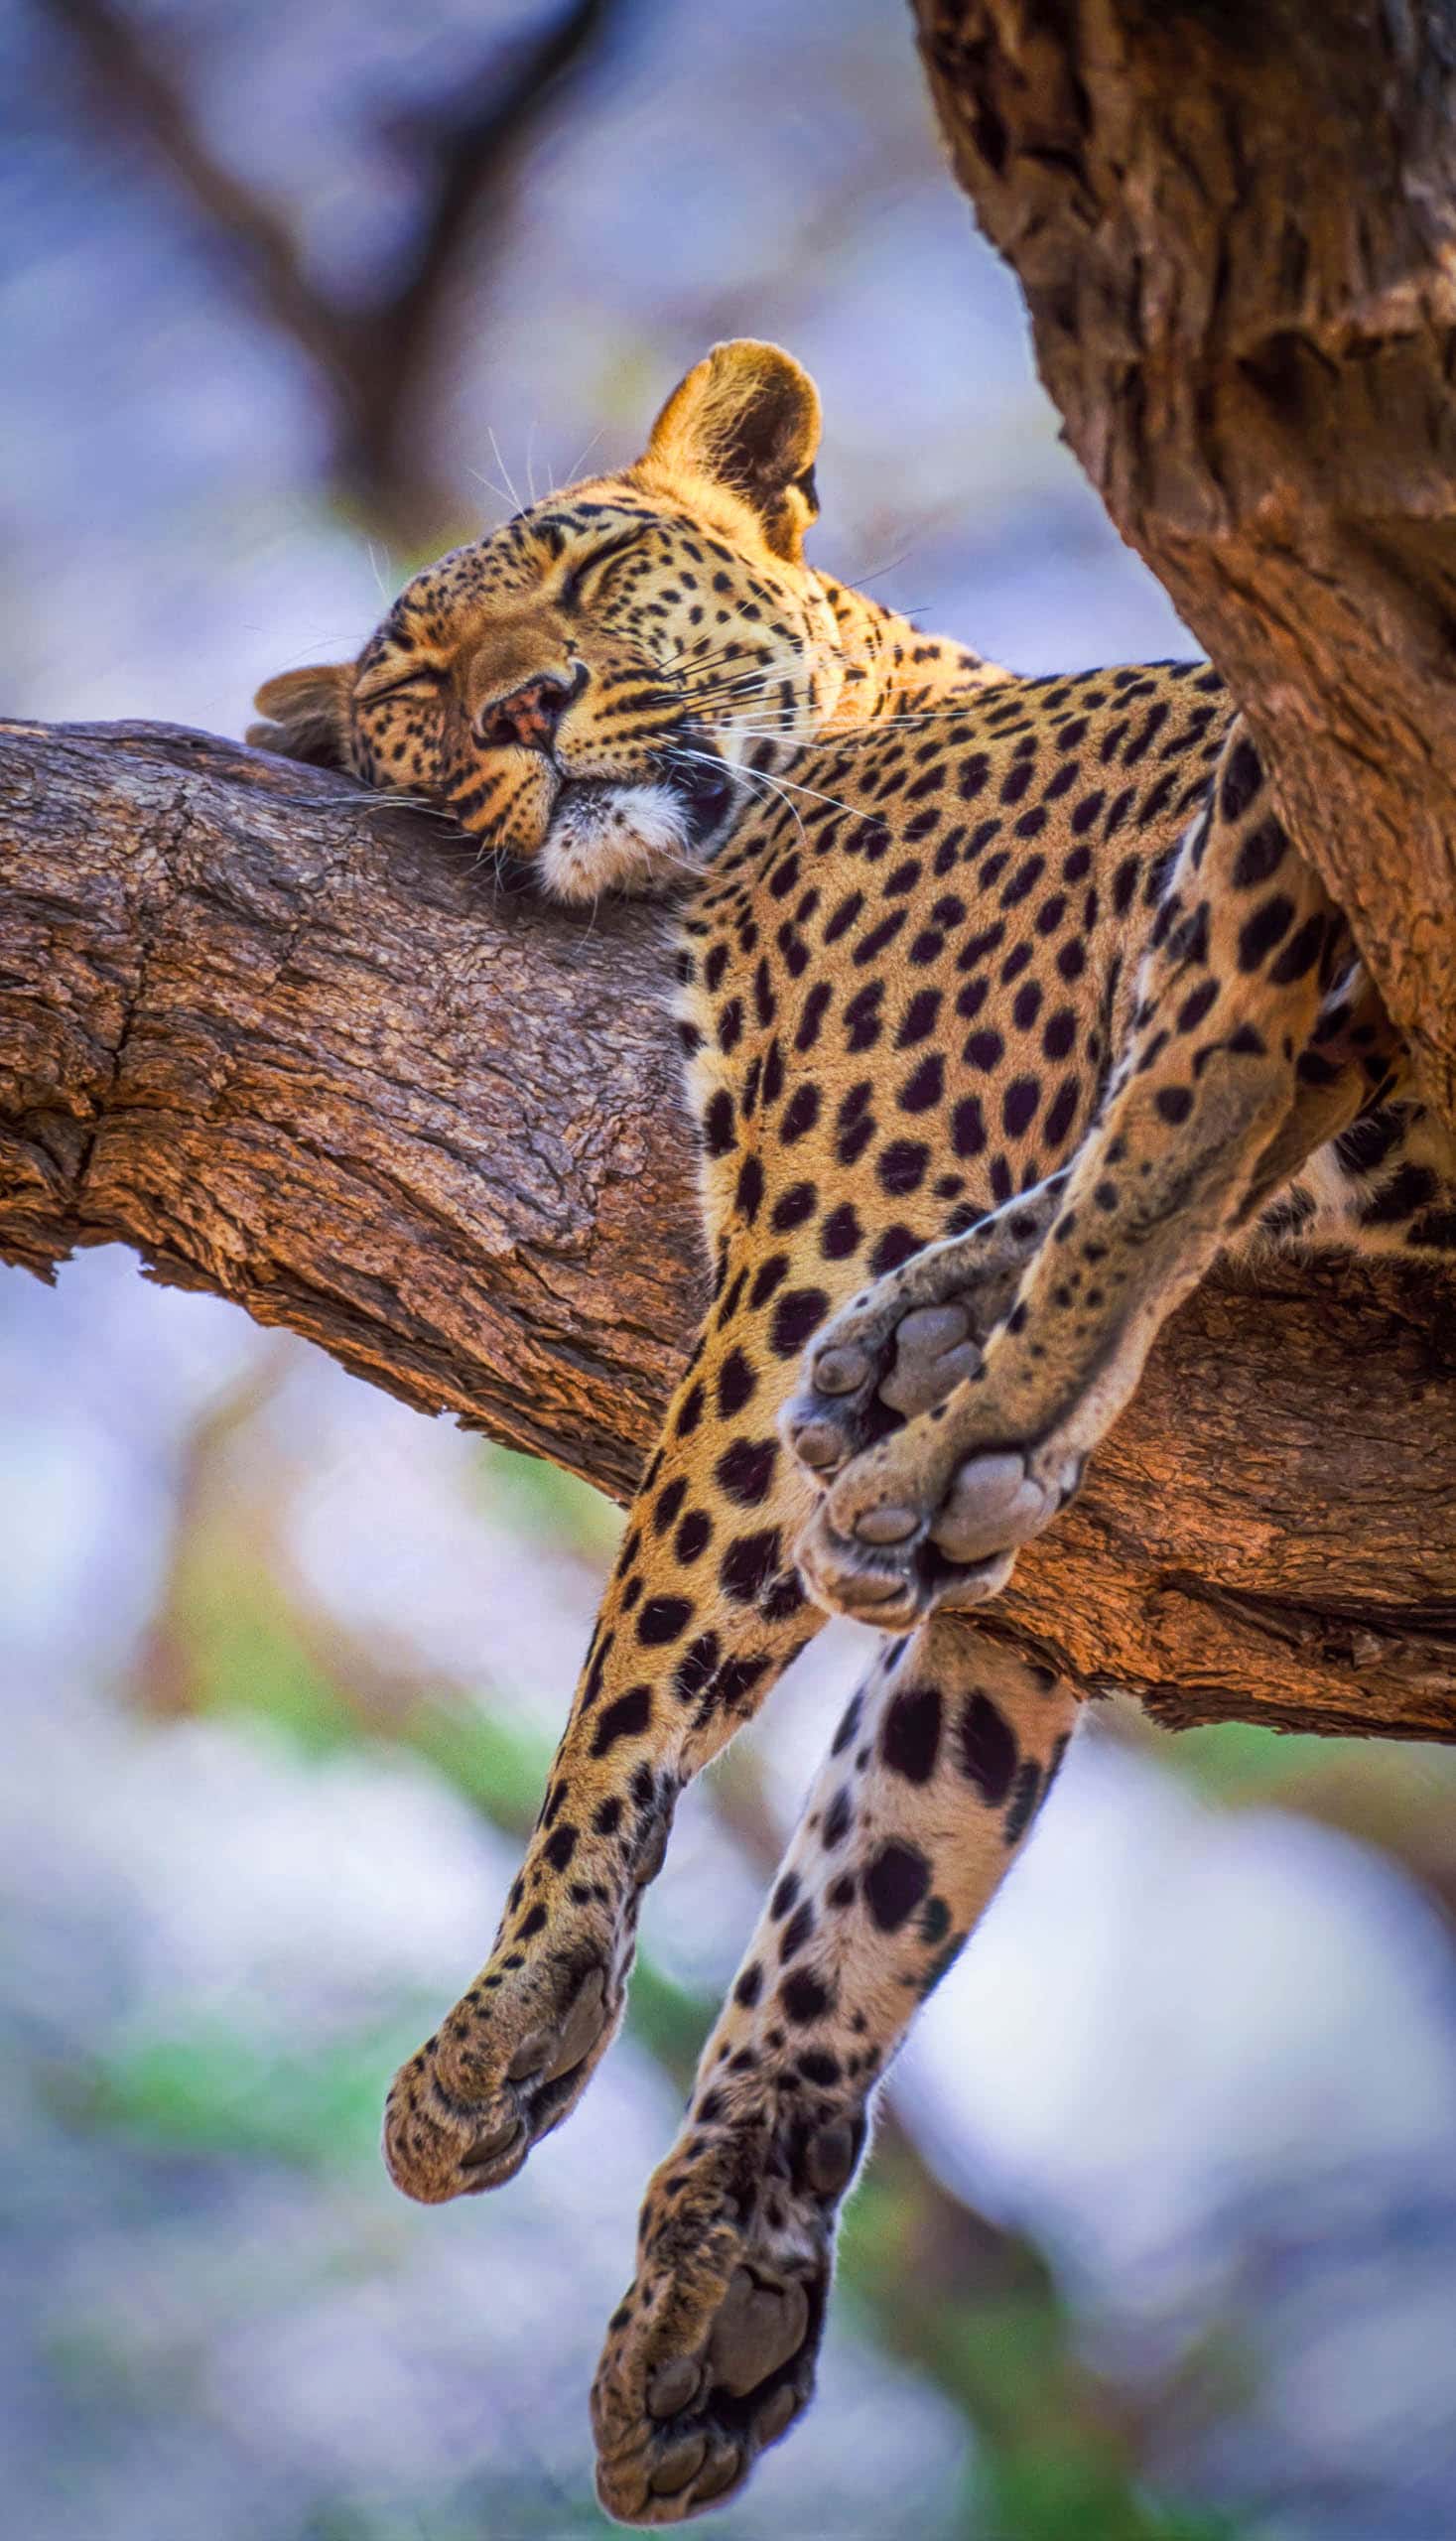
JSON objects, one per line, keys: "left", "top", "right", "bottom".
{"left": 250, "top": 339, "right": 1456, "bottom": 2525}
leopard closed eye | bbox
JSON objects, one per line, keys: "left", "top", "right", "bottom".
{"left": 250, "top": 337, "right": 1456, "bottom": 2524}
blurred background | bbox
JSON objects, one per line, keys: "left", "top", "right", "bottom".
{"left": 4, "top": 3, "right": 1456, "bottom": 2535}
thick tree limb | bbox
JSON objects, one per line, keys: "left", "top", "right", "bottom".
{"left": 915, "top": 0, "right": 1456, "bottom": 1116}
{"left": 2, "top": 720, "right": 1452, "bottom": 1740}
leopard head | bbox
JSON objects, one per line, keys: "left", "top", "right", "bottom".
{"left": 248, "top": 340, "right": 849, "bottom": 903}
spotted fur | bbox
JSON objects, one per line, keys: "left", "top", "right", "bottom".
{"left": 250, "top": 341, "right": 1456, "bottom": 2524}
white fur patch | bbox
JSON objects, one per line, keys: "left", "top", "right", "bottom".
{"left": 536, "top": 781, "right": 697, "bottom": 903}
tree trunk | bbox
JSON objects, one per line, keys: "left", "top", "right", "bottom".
{"left": 914, "top": 0, "right": 1456, "bottom": 1118}
{"left": 3, "top": 719, "right": 1452, "bottom": 1740}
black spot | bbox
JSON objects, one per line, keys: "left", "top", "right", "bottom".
{"left": 1002, "top": 1077, "right": 1040, "bottom": 1138}
{"left": 1219, "top": 735, "right": 1262, "bottom": 822}
{"left": 1154, "top": 1084, "right": 1193, "bottom": 1125}
{"left": 749, "top": 1256, "right": 789, "bottom": 1310}
{"left": 1237, "top": 893, "right": 1295, "bottom": 971}
{"left": 711, "top": 1652, "right": 774, "bottom": 1710}
{"left": 594, "top": 1796, "right": 622, "bottom": 1835}
{"left": 843, "top": 982, "right": 884, "bottom": 1053}
{"left": 719, "top": 1528, "right": 783, "bottom": 1604}
{"left": 881, "top": 1681, "right": 943, "bottom": 1783}
{"left": 952, "top": 1096, "right": 988, "bottom": 1158}
{"left": 1112, "top": 855, "right": 1140, "bottom": 915}
{"left": 878, "top": 1139, "right": 929, "bottom": 1195}
{"left": 832, "top": 1693, "right": 861, "bottom": 1756}
{"left": 1335, "top": 1108, "right": 1402, "bottom": 1177}
{"left": 899, "top": 1054, "right": 945, "bottom": 1112}
{"left": 675, "top": 1381, "right": 705, "bottom": 1438}
{"left": 1409, "top": 1207, "right": 1456, "bottom": 1251}
{"left": 782, "top": 1083, "right": 821, "bottom": 1142}
{"left": 716, "top": 1436, "right": 778, "bottom": 1505}
{"left": 581, "top": 1629, "right": 614, "bottom": 1713}
{"left": 864, "top": 1840, "right": 932, "bottom": 1931}
{"left": 795, "top": 981, "right": 833, "bottom": 1052}
{"left": 771, "top": 1872, "right": 800, "bottom": 1920}
{"left": 964, "top": 1027, "right": 1005, "bottom": 1070}
{"left": 1269, "top": 913, "right": 1327, "bottom": 984}
{"left": 820, "top": 1201, "right": 862, "bottom": 1259}
{"left": 703, "top": 1089, "right": 734, "bottom": 1156}
{"left": 592, "top": 1684, "right": 652, "bottom": 1757}
{"left": 957, "top": 1690, "right": 1018, "bottom": 1805}
{"left": 898, "top": 989, "right": 943, "bottom": 1046}
{"left": 1000, "top": 850, "right": 1044, "bottom": 905}
{"left": 1044, "top": 1078, "right": 1079, "bottom": 1146}
{"left": 870, "top": 1225, "right": 923, "bottom": 1275}
{"left": 733, "top": 1154, "right": 764, "bottom": 1224}
{"left": 1003, "top": 1759, "right": 1043, "bottom": 1845}
{"left": 734, "top": 1962, "right": 763, "bottom": 2008}
{"left": 675, "top": 1510, "right": 712, "bottom": 1562}
{"left": 825, "top": 889, "right": 865, "bottom": 943}
{"left": 637, "top": 1594, "right": 692, "bottom": 1647}
{"left": 718, "top": 1349, "right": 757, "bottom": 1414}
{"left": 780, "top": 1901, "right": 816, "bottom": 1961}
{"left": 770, "top": 1183, "right": 816, "bottom": 1233}
{"left": 1364, "top": 1160, "right": 1439, "bottom": 1225}
{"left": 544, "top": 1823, "right": 579, "bottom": 1872}
{"left": 822, "top": 1787, "right": 853, "bottom": 1848}
{"left": 781, "top": 1969, "right": 830, "bottom": 2024}
{"left": 673, "top": 1632, "right": 720, "bottom": 1703}
{"left": 771, "top": 1287, "right": 830, "bottom": 1355}
{"left": 797, "top": 2049, "right": 841, "bottom": 2088}
{"left": 1232, "top": 815, "right": 1286, "bottom": 887}
{"left": 1177, "top": 978, "right": 1219, "bottom": 1033}
{"left": 855, "top": 910, "right": 907, "bottom": 965}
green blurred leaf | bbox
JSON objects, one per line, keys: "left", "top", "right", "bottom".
{"left": 472, "top": 1440, "right": 622, "bottom": 1562}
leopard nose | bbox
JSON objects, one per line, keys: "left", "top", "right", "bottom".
{"left": 479, "top": 662, "right": 586, "bottom": 753}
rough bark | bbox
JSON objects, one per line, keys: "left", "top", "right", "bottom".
{"left": 2, "top": 720, "right": 1452, "bottom": 1740}
{"left": 915, "top": 0, "right": 1456, "bottom": 1119}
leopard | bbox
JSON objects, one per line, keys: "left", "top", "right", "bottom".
{"left": 249, "top": 339, "right": 1456, "bottom": 2525}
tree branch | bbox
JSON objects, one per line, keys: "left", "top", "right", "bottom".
{"left": 3, "top": 718, "right": 1453, "bottom": 1741}
{"left": 914, "top": 0, "right": 1456, "bottom": 1115}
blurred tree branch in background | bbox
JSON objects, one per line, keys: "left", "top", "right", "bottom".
{"left": 1, "top": 716, "right": 1453, "bottom": 1746}
{"left": 44, "top": 0, "right": 624, "bottom": 542}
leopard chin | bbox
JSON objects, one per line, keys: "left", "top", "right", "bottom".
{"left": 536, "top": 779, "right": 698, "bottom": 904}
{"left": 536, "top": 764, "right": 737, "bottom": 905}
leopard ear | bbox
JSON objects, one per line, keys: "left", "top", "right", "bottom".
{"left": 247, "top": 663, "right": 353, "bottom": 769}
{"left": 637, "top": 339, "right": 822, "bottom": 562}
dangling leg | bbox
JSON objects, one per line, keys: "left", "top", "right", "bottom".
{"left": 384, "top": 1281, "right": 825, "bottom": 2205}
{"left": 592, "top": 1619, "right": 1079, "bottom": 2524}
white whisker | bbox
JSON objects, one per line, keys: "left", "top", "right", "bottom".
{"left": 487, "top": 427, "right": 524, "bottom": 515}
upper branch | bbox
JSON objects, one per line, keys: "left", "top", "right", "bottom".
{"left": 2, "top": 716, "right": 1453, "bottom": 1739}
{"left": 915, "top": 0, "right": 1456, "bottom": 1113}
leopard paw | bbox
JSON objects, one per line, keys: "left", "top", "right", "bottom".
{"left": 593, "top": 2114, "right": 859, "bottom": 2523}
{"left": 780, "top": 1190, "right": 1059, "bottom": 1487}
{"left": 795, "top": 1419, "right": 1084, "bottom": 1629}
{"left": 383, "top": 1954, "right": 617, "bottom": 2203}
